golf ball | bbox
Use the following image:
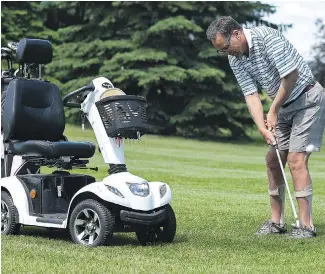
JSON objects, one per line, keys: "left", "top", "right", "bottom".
{"left": 306, "top": 144, "right": 315, "bottom": 153}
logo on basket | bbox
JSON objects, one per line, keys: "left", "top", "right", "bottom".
{"left": 102, "top": 82, "right": 112, "bottom": 88}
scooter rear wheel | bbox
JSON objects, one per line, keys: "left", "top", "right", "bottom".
{"left": 1, "top": 191, "right": 21, "bottom": 235}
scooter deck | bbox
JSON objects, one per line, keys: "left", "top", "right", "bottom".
{"left": 35, "top": 213, "right": 67, "bottom": 225}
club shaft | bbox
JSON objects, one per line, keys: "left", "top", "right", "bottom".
{"left": 275, "top": 148, "right": 299, "bottom": 220}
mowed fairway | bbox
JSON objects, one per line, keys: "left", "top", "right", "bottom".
{"left": 1, "top": 125, "right": 325, "bottom": 273}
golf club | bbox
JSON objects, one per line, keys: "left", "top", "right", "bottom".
{"left": 273, "top": 141, "right": 300, "bottom": 228}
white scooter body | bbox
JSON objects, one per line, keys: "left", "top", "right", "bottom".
{"left": 1, "top": 76, "right": 172, "bottom": 229}
{"left": 1, "top": 174, "right": 172, "bottom": 229}
{"left": 78, "top": 76, "right": 172, "bottom": 213}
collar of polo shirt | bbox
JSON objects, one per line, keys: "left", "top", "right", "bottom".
{"left": 243, "top": 28, "right": 253, "bottom": 57}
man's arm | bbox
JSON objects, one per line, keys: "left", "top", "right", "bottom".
{"left": 228, "top": 56, "right": 265, "bottom": 130}
{"left": 228, "top": 57, "right": 276, "bottom": 144}
{"left": 269, "top": 69, "right": 299, "bottom": 113}
{"left": 264, "top": 31, "right": 300, "bottom": 129}
{"left": 245, "top": 93, "right": 276, "bottom": 145}
{"left": 245, "top": 92, "right": 266, "bottom": 131}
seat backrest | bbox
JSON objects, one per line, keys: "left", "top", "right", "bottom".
{"left": 3, "top": 78, "right": 65, "bottom": 141}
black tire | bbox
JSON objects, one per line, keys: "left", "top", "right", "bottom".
{"left": 136, "top": 204, "right": 176, "bottom": 246}
{"left": 69, "top": 199, "right": 114, "bottom": 247}
{"left": 1, "top": 191, "right": 21, "bottom": 235}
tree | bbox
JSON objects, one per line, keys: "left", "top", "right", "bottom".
{"left": 309, "top": 19, "right": 325, "bottom": 87}
{"left": 1, "top": 2, "right": 283, "bottom": 139}
{"left": 1, "top": 1, "right": 58, "bottom": 46}
{"left": 1, "top": 1, "right": 59, "bottom": 85}
{"left": 42, "top": 1, "right": 281, "bottom": 138}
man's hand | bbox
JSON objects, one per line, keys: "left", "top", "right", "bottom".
{"left": 245, "top": 93, "right": 277, "bottom": 146}
{"left": 244, "top": 93, "right": 278, "bottom": 146}
{"left": 259, "top": 128, "right": 276, "bottom": 146}
{"left": 266, "top": 109, "right": 278, "bottom": 134}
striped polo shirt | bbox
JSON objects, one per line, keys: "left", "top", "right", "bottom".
{"left": 228, "top": 26, "right": 314, "bottom": 104}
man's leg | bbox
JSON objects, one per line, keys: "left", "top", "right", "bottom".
{"left": 287, "top": 152, "right": 313, "bottom": 227}
{"left": 256, "top": 114, "right": 291, "bottom": 235}
{"left": 287, "top": 82, "right": 325, "bottom": 237}
{"left": 266, "top": 149, "right": 288, "bottom": 225}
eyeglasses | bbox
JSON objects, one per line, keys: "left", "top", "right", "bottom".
{"left": 217, "top": 34, "right": 232, "bottom": 53}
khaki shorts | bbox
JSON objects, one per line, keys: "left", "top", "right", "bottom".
{"left": 269, "top": 82, "right": 325, "bottom": 152}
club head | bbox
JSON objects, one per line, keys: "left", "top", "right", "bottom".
{"left": 291, "top": 221, "right": 301, "bottom": 229}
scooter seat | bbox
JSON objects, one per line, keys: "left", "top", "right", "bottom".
{"left": 10, "top": 140, "right": 95, "bottom": 158}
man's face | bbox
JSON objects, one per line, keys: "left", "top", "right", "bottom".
{"left": 212, "top": 30, "right": 244, "bottom": 57}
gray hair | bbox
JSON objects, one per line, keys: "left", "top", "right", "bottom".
{"left": 206, "top": 16, "right": 243, "bottom": 41}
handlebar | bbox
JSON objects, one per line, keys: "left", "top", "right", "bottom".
{"left": 1, "top": 41, "right": 18, "bottom": 59}
{"left": 8, "top": 41, "right": 18, "bottom": 52}
{"left": 62, "top": 83, "right": 95, "bottom": 108}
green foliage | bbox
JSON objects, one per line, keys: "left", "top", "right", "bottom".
{"left": 309, "top": 19, "right": 325, "bottom": 87}
{"left": 1, "top": 2, "right": 58, "bottom": 45}
{"left": 1, "top": 1, "right": 283, "bottom": 139}
{"left": 148, "top": 16, "right": 203, "bottom": 34}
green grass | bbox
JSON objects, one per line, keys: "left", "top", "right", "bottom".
{"left": 2, "top": 125, "right": 325, "bottom": 274}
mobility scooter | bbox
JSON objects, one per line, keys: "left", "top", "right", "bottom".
{"left": 1, "top": 38, "right": 176, "bottom": 247}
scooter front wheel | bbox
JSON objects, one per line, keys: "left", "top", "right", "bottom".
{"left": 136, "top": 204, "right": 176, "bottom": 246}
{"left": 69, "top": 199, "right": 114, "bottom": 247}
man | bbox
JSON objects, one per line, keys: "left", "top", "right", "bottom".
{"left": 206, "top": 16, "right": 325, "bottom": 238}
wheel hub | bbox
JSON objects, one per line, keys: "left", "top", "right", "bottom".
{"left": 86, "top": 221, "right": 96, "bottom": 232}
{"left": 74, "top": 208, "right": 101, "bottom": 245}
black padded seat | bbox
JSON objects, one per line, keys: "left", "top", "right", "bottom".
{"left": 10, "top": 140, "right": 95, "bottom": 158}
{"left": 3, "top": 78, "right": 96, "bottom": 159}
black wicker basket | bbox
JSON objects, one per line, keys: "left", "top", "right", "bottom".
{"left": 95, "top": 95, "right": 148, "bottom": 139}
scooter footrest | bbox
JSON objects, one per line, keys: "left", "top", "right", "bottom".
{"left": 35, "top": 213, "right": 66, "bottom": 224}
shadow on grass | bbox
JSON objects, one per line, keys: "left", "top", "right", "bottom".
{"left": 18, "top": 226, "right": 187, "bottom": 247}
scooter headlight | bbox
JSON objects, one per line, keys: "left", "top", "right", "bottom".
{"left": 160, "top": 184, "right": 167, "bottom": 198}
{"left": 106, "top": 185, "right": 124, "bottom": 198}
{"left": 126, "top": 182, "right": 149, "bottom": 197}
